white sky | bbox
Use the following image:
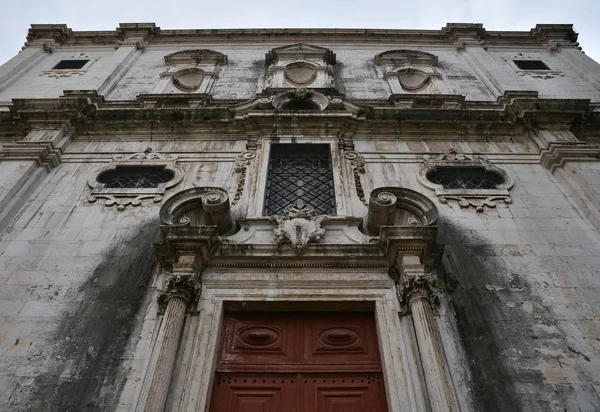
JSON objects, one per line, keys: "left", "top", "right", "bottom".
{"left": 0, "top": 0, "right": 598, "bottom": 67}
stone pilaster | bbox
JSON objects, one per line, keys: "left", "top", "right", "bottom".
{"left": 397, "top": 255, "right": 460, "bottom": 412}
{"left": 141, "top": 260, "right": 201, "bottom": 412}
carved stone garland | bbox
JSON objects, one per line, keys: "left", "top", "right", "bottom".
{"left": 272, "top": 204, "right": 327, "bottom": 252}
{"left": 231, "top": 151, "right": 256, "bottom": 206}
{"left": 344, "top": 151, "right": 368, "bottom": 206}
{"left": 418, "top": 148, "right": 514, "bottom": 213}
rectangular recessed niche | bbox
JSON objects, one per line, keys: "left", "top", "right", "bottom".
{"left": 52, "top": 60, "right": 89, "bottom": 70}
{"left": 513, "top": 60, "right": 550, "bottom": 70}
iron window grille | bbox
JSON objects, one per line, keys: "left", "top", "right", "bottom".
{"left": 52, "top": 60, "right": 89, "bottom": 70}
{"left": 264, "top": 143, "right": 336, "bottom": 216}
{"left": 513, "top": 60, "right": 550, "bottom": 70}
{"left": 97, "top": 166, "right": 174, "bottom": 189}
{"left": 426, "top": 167, "right": 504, "bottom": 190}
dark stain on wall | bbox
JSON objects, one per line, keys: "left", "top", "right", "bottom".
{"left": 439, "top": 218, "right": 527, "bottom": 412}
{"left": 24, "top": 220, "right": 158, "bottom": 411}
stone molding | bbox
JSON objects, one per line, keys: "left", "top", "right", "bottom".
{"left": 87, "top": 148, "right": 184, "bottom": 211}
{"left": 0, "top": 141, "right": 62, "bottom": 171}
{"left": 539, "top": 142, "right": 600, "bottom": 172}
{"left": 159, "top": 49, "right": 228, "bottom": 94}
{"left": 418, "top": 148, "right": 514, "bottom": 213}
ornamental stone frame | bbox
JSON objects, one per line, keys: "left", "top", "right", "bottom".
{"left": 417, "top": 148, "right": 514, "bottom": 213}
{"left": 135, "top": 186, "right": 462, "bottom": 412}
{"left": 374, "top": 50, "right": 445, "bottom": 94}
{"left": 87, "top": 148, "right": 184, "bottom": 210}
{"left": 152, "top": 49, "right": 228, "bottom": 94}
{"left": 262, "top": 43, "right": 337, "bottom": 92}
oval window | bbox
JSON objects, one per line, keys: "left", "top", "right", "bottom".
{"left": 97, "top": 166, "right": 174, "bottom": 189}
{"left": 426, "top": 167, "right": 504, "bottom": 190}
{"left": 398, "top": 69, "right": 429, "bottom": 91}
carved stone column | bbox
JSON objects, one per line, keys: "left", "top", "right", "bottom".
{"left": 143, "top": 260, "right": 200, "bottom": 412}
{"left": 397, "top": 255, "right": 460, "bottom": 412}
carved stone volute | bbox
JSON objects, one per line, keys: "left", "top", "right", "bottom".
{"left": 366, "top": 187, "right": 438, "bottom": 235}
{"left": 160, "top": 187, "right": 234, "bottom": 235}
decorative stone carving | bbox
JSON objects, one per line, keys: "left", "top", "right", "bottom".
{"left": 262, "top": 43, "right": 336, "bottom": 92}
{"left": 395, "top": 271, "right": 440, "bottom": 313}
{"left": 344, "top": 151, "right": 367, "bottom": 205}
{"left": 159, "top": 187, "right": 235, "bottom": 235}
{"left": 374, "top": 50, "right": 442, "bottom": 93}
{"left": 418, "top": 148, "right": 514, "bottom": 213}
{"left": 87, "top": 148, "right": 183, "bottom": 210}
{"left": 366, "top": 187, "right": 438, "bottom": 235}
{"left": 272, "top": 204, "right": 327, "bottom": 252}
{"left": 232, "top": 151, "right": 256, "bottom": 205}
{"left": 157, "top": 274, "right": 201, "bottom": 310}
{"left": 159, "top": 49, "right": 228, "bottom": 94}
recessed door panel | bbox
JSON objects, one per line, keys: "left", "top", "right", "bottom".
{"left": 210, "top": 312, "right": 388, "bottom": 412}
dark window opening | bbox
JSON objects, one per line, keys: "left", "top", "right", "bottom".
{"left": 97, "top": 166, "right": 174, "bottom": 189}
{"left": 264, "top": 144, "right": 336, "bottom": 216}
{"left": 52, "top": 60, "right": 89, "bottom": 70}
{"left": 426, "top": 167, "right": 504, "bottom": 190}
{"left": 280, "top": 100, "right": 320, "bottom": 111}
{"left": 513, "top": 60, "right": 550, "bottom": 70}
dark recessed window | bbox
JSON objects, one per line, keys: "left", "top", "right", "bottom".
{"left": 513, "top": 60, "right": 550, "bottom": 70}
{"left": 97, "top": 166, "right": 174, "bottom": 189}
{"left": 280, "top": 100, "right": 320, "bottom": 111}
{"left": 426, "top": 167, "right": 504, "bottom": 190}
{"left": 52, "top": 60, "right": 89, "bottom": 70}
{"left": 264, "top": 143, "right": 336, "bottom": 216}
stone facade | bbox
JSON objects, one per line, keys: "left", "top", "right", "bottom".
{"left": 0, "top": 22, "right": 599, "bottom": 411}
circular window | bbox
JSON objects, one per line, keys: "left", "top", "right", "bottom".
{"left": 98, "top": 166, "right": 174, "bottom": 189}
{"left": 173, "top": 69, "right": 204, "bottom": 92}
{"left": 398, "top": 69, "right": 429, "bottom": 91}
{"left": 284, "top": 63, "right": 317, "bottom": 86}
{"left": 426, "top": 167, "right": 504, "bottom": 190}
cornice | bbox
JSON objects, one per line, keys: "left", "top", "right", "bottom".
{"left": 23, "top": 23, "right": 580, "bottom": 49}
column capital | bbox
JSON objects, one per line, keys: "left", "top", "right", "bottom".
{"left": 393, "top": 255, "right": 440, "bottom": 313}
{"left": 157, "top": 274, "right": 201, "bottom": 311}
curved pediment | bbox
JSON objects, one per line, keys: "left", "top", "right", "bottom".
{"left": 374, "top": 50, "right": 438, "bottom": 67}
{"left": 164, "top": 49, "right": 228, "bottom": 66}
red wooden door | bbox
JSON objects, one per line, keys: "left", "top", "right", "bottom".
{"left": 210, "top": 312, "right": 388, "bottom": 412}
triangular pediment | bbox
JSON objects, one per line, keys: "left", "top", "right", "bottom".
{"left": 266, "top": 43, "right": 336, "bottom": 65}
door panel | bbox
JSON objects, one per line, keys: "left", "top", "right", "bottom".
{"left": 302, "top": 374, "right": 387, "bottom": 412}
{"left": 210, "top": 373, "right": 296, "bottom": 412}
{"left": 211, "top": 312, "right": 388, "bottom": 412}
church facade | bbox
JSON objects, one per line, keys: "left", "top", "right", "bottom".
{"left": 0, "top": 23, "right": 600, "bottom": 411}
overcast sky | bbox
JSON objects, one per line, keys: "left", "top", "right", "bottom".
{"left": 0, "top": 0, "right": 598, "bottom": 66}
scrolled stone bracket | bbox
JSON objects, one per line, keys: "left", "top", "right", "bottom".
{"left": 232, "top": 150, "right": 257, "bottom": 206}
{"left": 344, "top": 151, "right": 367, "bottom": 206}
